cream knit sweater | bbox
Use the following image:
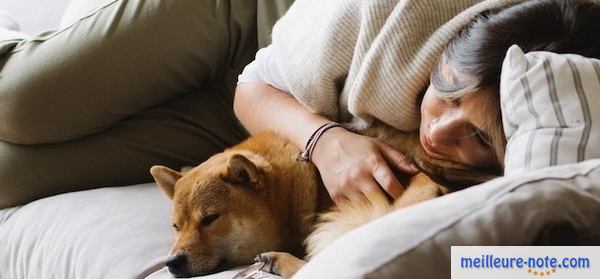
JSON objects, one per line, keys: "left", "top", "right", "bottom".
{"left": 270, "top": 0, "right": 524, "bottom": 131}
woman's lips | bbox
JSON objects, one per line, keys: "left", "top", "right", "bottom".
{"left": 421, "top": 134, "right": 444, "bottom": 159}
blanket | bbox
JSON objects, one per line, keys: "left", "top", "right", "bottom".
{"left": 270, "top": 0, "right": 524, "bottom": 130}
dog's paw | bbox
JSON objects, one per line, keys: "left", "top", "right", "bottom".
{"left": 255, "top": 252, "right": 306, "bottom": 278}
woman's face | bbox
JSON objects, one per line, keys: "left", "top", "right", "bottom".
{"left": 419, "top": 63, "right": 499, "bottom": 168}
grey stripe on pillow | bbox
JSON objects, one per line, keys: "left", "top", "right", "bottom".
{"left": 521, "top": 61, "right": 541, "bottom": 170}
{"left": 543, "top": 60, "right": 565, "bottom": 166}
{"left": 501, "top": 51, "right": 522, "bottom": 132}
{"left": 594, "top": 61, "right": 600, "bottom": 94}
{"left": 567, "top": 59, "right": 592, "bottom": 162}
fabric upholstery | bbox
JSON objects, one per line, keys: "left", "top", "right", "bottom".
{"left": 501, "top": 45, "right": 600, "bottom": 175}
{"left": 0, "top": 184, "right": 172, "bottom": 278}
{"left": 294, "top": 160, "right": 600, "bottom": 278}
{"left": 0, "top": 184, "right": 251, "bottom": 279}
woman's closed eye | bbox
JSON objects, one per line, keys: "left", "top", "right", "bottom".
{"left": 443, "top": 95, "right": 492, "bottom": 149}
{"left": 471, "top": 126, "right": 492, "bottom": 148}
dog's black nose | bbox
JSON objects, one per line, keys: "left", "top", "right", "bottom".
{"left": 165, "top": 254, "right": 188, "bottom": 276}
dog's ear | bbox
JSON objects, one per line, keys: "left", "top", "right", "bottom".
{"left": 221, "top": 154, "right": 261, "bottom": 189}
{"left": 150, "top": 165, "right": 182, "bottom": 199}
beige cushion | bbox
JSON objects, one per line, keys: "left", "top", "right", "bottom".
{"left": 0, "top": 183, "right": 247, "bottom": 279}
{"left": 0, "top": 184, "right": 172, "bottom": 279}
{"left": 294, "top": 160, "right": 600, "bottom": 278}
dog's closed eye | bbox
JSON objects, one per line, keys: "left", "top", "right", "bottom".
{"left": 201, "top": 214, "right": 221, "bottom": 227}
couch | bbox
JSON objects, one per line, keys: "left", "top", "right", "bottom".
{"left": 1, "top": 1, "right": 599, "bottom": 279}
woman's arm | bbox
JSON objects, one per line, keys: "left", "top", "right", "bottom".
{"left": 234, "top": 81, "right": 330, "bottom": 150}
{"left": 234, "top": 82, "right": 419, "bottom": 204}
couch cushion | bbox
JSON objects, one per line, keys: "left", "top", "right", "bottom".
{"left": 0, "top": 184, "right": 171, "bottom": 278}
{"left": 294, "top": 160, "right": 600, "bottom": 278}
{"left": 0, "top": 183, "right": 250, "bottom": 279}
{"left": 0, "top": 206, "right": 20, "bottom": 225}
{"left": 0, "top": 0, "right": 70, "bottom": 35}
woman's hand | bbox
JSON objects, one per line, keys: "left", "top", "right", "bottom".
{"left": 234, "top": 82, "right": 418, "bottom": 204}
{"left": 311, "top": 127, "right": 420, "bottom": 205}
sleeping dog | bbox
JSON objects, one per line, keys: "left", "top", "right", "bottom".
{"left": 150, "top": 121, "right": 498, "bottom": 278}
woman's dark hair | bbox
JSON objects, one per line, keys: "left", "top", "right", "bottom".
{"left": 430, "top": 0, "right": 600, "bottom": 171}
{"left": 439, "top": 0, "right": 600, "bottom": 92}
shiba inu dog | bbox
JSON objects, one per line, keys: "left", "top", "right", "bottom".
{"left": 150, "top": 122, "right": 498, "bottom": 278}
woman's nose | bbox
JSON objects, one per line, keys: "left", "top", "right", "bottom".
{"left": 429, "top": 113, "right": 466, "bottom": 147}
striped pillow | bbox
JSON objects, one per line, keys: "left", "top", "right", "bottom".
{"left": 500, "top": 45, "right": 600, "bottom": 175}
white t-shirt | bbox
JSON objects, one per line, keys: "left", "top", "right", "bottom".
{"left": 237, "top": 45, "right": 290, "bottom": 93}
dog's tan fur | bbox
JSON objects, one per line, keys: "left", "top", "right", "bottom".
{"left": 150, "top": 122, "right": 497, "bottom": 278}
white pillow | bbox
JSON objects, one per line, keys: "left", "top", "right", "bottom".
{"left": 500, "top": 45, "right": 600, "bottom": 175}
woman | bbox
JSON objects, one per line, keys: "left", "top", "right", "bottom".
{"left": 235, "top": 0, "right": 600, "bottom": 204}
{"left": 1, "top": 0, "right": 599, "bottom": 208}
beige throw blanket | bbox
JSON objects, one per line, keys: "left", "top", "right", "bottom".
{"left": 270, "top": 0, "right": 524, "bottom": 131}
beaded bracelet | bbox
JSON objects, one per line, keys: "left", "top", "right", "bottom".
{"left": 298, "top": 122, "right": 343, "bottom": 162}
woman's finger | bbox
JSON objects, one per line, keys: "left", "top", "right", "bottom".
{"left": 371, "top": 161, "right": 405, "bottom": 199}
{"left": 375, "top": 141, "right": 419, "bottom": 175}
{"left": 336, "top": 176, "right": 381, "bottom": 205}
